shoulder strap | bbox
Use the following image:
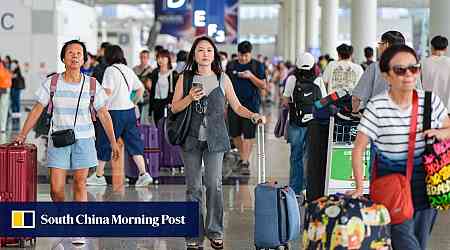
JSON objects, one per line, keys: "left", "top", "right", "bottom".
{"left": 424, "top": 91, "right": 433, "bottom": 152}
{"left": 183, "top": 71, "right": 194, "bottom": 97}
{"left": 112, "top": 65, "right": 130, "bottom": 91}
{"left": 406, "top": 90, "right": 419, "bottom": 181}
{"left": 73, "top": 74, "right": 86, "bottom": 127}
{"left": 47, "top": 73, "right": 59, "bottom": 115}
{"left": 89, "top": 76, "right": 97, "bottom": 122}
{"left": 251, "top": 59, "right": 259, "bottom": 75}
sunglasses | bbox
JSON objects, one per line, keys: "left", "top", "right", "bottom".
{"left": 390, "top": 64, "right": 421, "bottom": 76}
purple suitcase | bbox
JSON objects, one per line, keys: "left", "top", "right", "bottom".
{"left": 125, "top": 124, "right": 160, "bottom": 180}
{"left": 157, "top": 118, "right": 184, "bottom": 168}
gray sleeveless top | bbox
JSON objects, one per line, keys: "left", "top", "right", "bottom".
{"left": 182, "top": 72, "right": 230, "bottom": 152}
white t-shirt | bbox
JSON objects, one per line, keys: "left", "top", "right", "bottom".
{"left": 35, "top": 74, "right": 107, "bottom": 139}
{"left": 102, "top": 64, "right": 144, "bottom": 110}
{"left": 283, "top": 75, "right": 327, "bottom": 99}
{"left": 155, "top": 70, "right": 172, "bottom": 99}
{"left": 322, "top": 60, "right": 364, "bottom": 93}
{"left": 421, "top": 55, "right": 450, "bottom": 111}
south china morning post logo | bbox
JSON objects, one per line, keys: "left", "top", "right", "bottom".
{"left": 1, "top": 202, "right": 198, "bottom": 237}
{"left": 11, "top": 210, "right": 35, "bottom": 229}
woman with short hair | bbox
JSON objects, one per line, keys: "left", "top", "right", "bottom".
{"left": 15, "top": 39, "right": 119, "bottom": 246}
{"left": 349, "top": 44, "right": 450, "bottom": 249}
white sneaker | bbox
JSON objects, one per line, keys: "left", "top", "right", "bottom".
{"left": 86, "top": 174, "right": 107, "bottom": 186}
{"left": 71, "top": 237, "right": 86, "bottom": 247}
{"left": 135, "top": 173, "right": 153, "bottom": 187}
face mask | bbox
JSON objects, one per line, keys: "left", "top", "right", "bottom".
{"left": 10, "top": 63, "right": 17, "bottom": 71}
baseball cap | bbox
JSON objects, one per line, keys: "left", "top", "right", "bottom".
{"left": 296, "top": 52, "right": 315, "bottom": 70}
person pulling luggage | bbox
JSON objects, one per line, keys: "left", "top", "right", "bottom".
{"left": 171, "top": 36, "right": 266, "bottom": 250}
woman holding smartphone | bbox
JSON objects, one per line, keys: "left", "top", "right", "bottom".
{"left": 171, "top": 36, "right": 266, "bottom": 250}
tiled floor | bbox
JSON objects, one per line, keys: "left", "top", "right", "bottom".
{"left": 2, "top": 104, "right": 450, "bottom": 249}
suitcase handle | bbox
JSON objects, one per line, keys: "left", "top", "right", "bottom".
{"left": 257, "top": 123, "right": 265, "bottom": 184}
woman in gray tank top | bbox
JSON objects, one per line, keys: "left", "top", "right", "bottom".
{"left": 171, "top": 36, "right": 266, "bottom": 250}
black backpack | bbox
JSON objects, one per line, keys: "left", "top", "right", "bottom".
{"left": 290, "top": 77, "right": 322, "bottom": 126}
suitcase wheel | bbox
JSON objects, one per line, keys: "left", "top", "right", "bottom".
{"left": 153, "top": 178, "right": 160, "bottom": 185}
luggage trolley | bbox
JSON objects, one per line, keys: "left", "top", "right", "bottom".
{"left": 324, "top": 115, "right": 371, "bottom": 195}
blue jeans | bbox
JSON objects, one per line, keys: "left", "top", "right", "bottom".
{"left": 287, "top": 123, "right": 308, "bottom": 194}
{"left": 10, "top": 88, "right": 21, "bottom": 113}
{"left": 391, "top": 208, "right": 437, "bottom": 250}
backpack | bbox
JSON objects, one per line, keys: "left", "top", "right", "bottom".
{"left": 290, "top": 77, "right": 322, "bottom": 126}
{"left": 34, "top": 73, "right": 97, "bottom": 136}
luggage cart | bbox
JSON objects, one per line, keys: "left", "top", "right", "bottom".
{"left": 324, "top": 116, "right": 371, "bottom": 195}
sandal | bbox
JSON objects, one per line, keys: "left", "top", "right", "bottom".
{"left": 186, "top": 242, "right": 200, "bottom": 250}
{"left": 210, "top": 239, "right": 223, "bottom": 250}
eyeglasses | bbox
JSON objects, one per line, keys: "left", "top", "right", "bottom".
{"left": 390, "top": 64, "right": 421, "bottom": 76}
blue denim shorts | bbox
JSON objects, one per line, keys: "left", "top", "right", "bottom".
{"left": 47, "top": 137, "right": 97, "bottom": 170}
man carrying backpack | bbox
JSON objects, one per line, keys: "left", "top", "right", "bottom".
{"left": 226, "top": 41, "right": 266, "bottom": 175}
{"left": 281, "top": 52, "right": 326, "bottom": 197}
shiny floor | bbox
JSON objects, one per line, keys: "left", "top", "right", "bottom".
{"left": 1, "top": 103, "right": 450, "bottom": 250}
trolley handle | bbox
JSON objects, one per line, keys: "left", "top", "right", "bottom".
{"left": 256, "top": 123, "right": 266, "bottom": 184}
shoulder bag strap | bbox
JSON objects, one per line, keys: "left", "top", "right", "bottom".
{"left": 47, "top": 73, "right": 59, "bottom": 115}
{"left": 112, "top": 65, "right": 130, "bottom": 91}
{"left": 406, "top": 90, "right": 419, "bottom": 181}
{"left": 423, "top": 91, "right": 433, "bottom": 153}
{"left": 73, "top": 74, "right": 86, "bottom": 127}
{"left": 89, "top": 76, "right": 97, "bottom": 122}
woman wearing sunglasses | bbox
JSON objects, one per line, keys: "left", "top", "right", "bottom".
{"left": 171, "top": 36, "right": 266, "bottom": 250}
{"left": 348, "top": 44, "right": 450, "bottom": 249}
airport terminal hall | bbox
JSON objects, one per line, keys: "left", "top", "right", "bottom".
{"left": 2, "top": 0, "right": 450, "bottom": 249}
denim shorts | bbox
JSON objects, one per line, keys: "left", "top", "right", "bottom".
{"left": 47, "top": 137, "right": 98, "bottom": 170}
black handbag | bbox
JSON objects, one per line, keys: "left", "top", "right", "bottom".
{"left": 165, "top": 71, "right": 193, "bottom": 145}
{"left": 51, "top": 75, "right": 85, "bottom": 148}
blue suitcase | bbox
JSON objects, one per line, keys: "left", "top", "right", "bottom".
{"left": 254, "top": 124, "right": 301, "bottom": 250}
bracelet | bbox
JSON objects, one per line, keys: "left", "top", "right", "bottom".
{"left": 251, "top": 113, "right": 259, "bottom": 124}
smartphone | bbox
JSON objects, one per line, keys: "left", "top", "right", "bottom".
{"left": 192, "top": 81, "right": 203, "bottom": 90}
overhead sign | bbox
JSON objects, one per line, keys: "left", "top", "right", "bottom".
{"left": 155, "top": 0, "right": 238, "bottom": 44}
{"left": 192, "top": 0, "right": 225, "bottom": 43}
{"left": 1, "top": 12, "right": 14, "bottom": 30}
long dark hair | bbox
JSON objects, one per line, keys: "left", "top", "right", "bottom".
{"left": 105, "top": 45, "right": 127, "bottom": 65}
{"left": 184, "top": 36, "right": 222, "bottom": 77}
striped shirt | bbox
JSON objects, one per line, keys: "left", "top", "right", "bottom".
{"left": 35, "top": 74, "right": 107, "bottom": 139}
{"left": 359, "top": 90, "right": 448, "bottom": 209}
{"left": 359, "top": 90, "right": 447, "bottom": 162}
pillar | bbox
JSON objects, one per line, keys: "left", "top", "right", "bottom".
{"left": 430, "top": 0, "right": 450, "bottom": 56}
{"left": 296, "top": 0, "right": 306, "bottom": 55}
{"left": 306, "top": 0, "right": 320, "bottom": 54}
{"left": 351, "top": 0, "right": 377, "bottom": 63}
{"left": 320, "top": 0, "right": 339, "bottom": 59}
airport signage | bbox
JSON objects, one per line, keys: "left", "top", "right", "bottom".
{"left": 1, "top": 12, "right": 14, "bottom": 31}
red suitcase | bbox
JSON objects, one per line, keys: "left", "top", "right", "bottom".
{"left": 0, "top": 143, "right": 37, "bottom": 247}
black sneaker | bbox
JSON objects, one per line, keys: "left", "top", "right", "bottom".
{"left": 240, "top": 161, "right": 250, "bottom": 175}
